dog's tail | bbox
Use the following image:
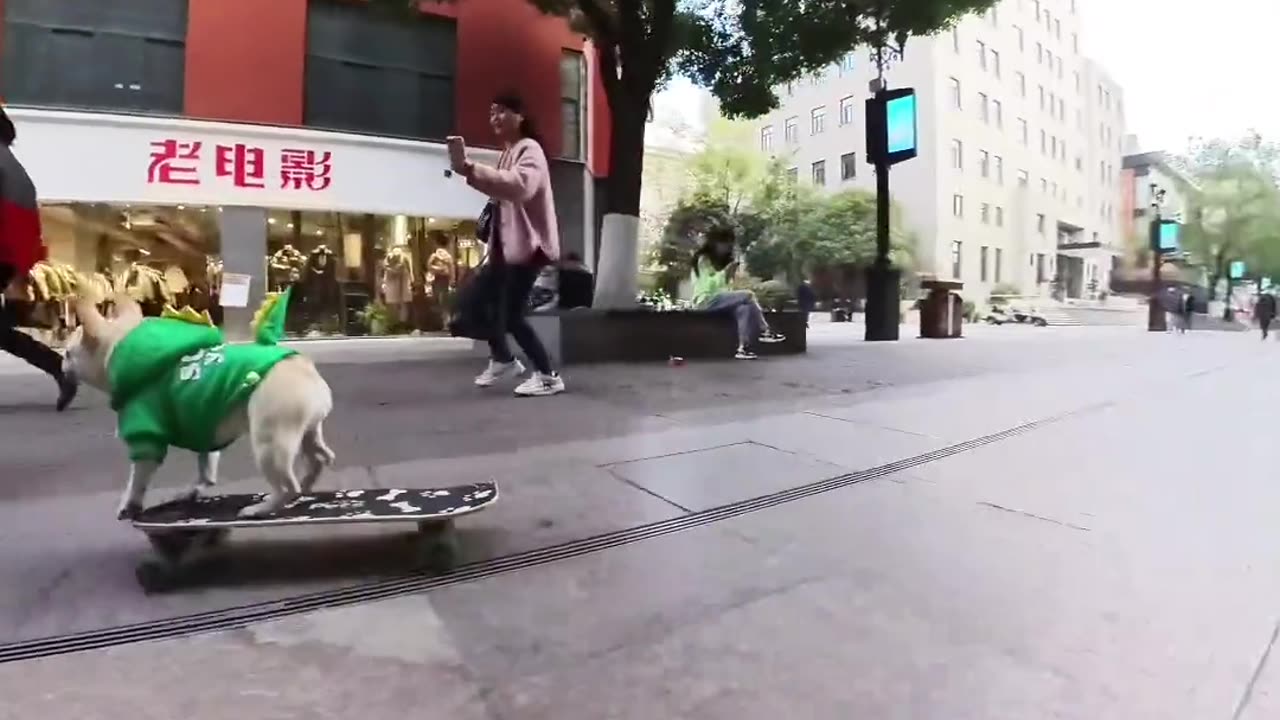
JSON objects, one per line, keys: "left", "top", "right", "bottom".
{"left": 251, "top": 287, "right": 293, "bottom": 346}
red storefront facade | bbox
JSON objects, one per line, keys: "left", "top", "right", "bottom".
{"left": 0, "top": 0, "right": 605, "bottom": 341}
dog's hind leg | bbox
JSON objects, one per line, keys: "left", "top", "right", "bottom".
{"left": 240, "top": 428, "right": 303, "bottom": 518}
{"left": 298, "top": 423, "right": 335, "bottom": 494}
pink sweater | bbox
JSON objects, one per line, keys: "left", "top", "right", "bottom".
{"left": 466, "top": 138, "right": 561, "bottom": 265}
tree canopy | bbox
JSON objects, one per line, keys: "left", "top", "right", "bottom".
{"left": 652, "top": 122, "right": 914, "bottom": 295}
{"left": 1172, "top": 135, "right": 1280, "bottom": 297}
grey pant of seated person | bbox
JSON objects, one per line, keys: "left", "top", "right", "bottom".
{"left": 701, "top": 290, "right": 769, "bottom": 348}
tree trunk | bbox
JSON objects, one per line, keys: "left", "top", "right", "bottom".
{"left": 593, "top": 88, "right": 649, "bottom": 309}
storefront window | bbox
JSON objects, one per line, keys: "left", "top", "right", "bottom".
{"left": 17, "top": 203, "right": 222, "bottom": 347}
{"left": 12, "top": 200, "right": 481, "bottom": 346}
{"left": 265, "top": 210, "right": 481, "bottom": 338}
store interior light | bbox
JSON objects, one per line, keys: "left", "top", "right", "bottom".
{"left": 268, "top": 218, "right": 277, "bottom": 225}
{"left": 315, "top": 229, "right": 323, "bottom": 236}
{"left": 176, "top": 205, "right": 185, "bottom": 210}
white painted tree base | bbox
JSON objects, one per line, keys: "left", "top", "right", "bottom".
{"left": 592, "top": 213, "right": 641, "bottom": 309}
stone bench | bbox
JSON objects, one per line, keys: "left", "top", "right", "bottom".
{"left": 484, "top": 308, "right": 808, "bottom": 365}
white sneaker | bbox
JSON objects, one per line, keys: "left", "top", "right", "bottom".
{"left": 475, "top": 359, "right": 525, "bottom": 387}
{"left": 735, "top": 348, "right": 758, "bottom": 360}
{"left": 514, "top": 372, "right": 566, "bottom": 397}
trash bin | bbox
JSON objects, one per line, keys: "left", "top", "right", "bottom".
{"left": 918, "top": 279, "right": 964, "bottom": 339}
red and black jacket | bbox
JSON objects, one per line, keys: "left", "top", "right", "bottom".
{"left": 0, "top": 144, "right": 43, "bottom": 276}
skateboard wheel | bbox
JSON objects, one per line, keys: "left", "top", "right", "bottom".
{"left": 201, "top": 529, "right": 231, "bottom": 548}
{"left": 413, "top": 522, "right": 458, "bottom": 573}
{"left": 146, "top": 531, "right": 196, "bottom": 564}
{"left": 135, "top": 561, "right": 178, "bottom": 594}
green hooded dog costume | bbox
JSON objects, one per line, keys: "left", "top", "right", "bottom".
{"left": 107, "top": 289, "right": 298, "bottom": 463}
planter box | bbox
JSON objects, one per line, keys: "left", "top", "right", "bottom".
{"left": 500, "top": 309, "right": 808, "bottom": 365}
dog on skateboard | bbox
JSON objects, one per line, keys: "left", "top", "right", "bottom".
{"left": 66, "top": 287, "right": 335, "bottom": 520}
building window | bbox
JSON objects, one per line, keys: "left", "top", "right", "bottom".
{"left": 994, "top": 155, "right": 1004, "bottom": 183}
{"left": 1016, "top": 72, "right": 1026, "bottom": 97}
{"left": 786, "top": 166, "right": 798, "bottom": 182}
{"left": 953, "top": 194, "right": 964, "bottom": 218}
{"left": 1074, "top": 70, "right": 1081, "bottom": 91}
{"left": 980, "top": 149, "right": 990, "bottom": 178}
{"left": 839, "top": 96, "right": 855, "bottom": 125}
{"left": 2, "top": 0, "right": 189, "bottom": 114}
{"left": 1036, "top": 214, "right": 1046, "bottom": 234}
{"left": 1017, "top": 169, "right": 1029, "bottom": 186}
{"left": 1055, "top": 18, "right": 1062, "bottom": 38}
{"left": 840, "top": 152, "right": 857, "bottom": 180}
{"left": 559, "top": 51, "right": 586, "bottom": 159}
{"left": 1036, "top": 253, "right": 1046, "bottom": 283}
{"left": 1036, "top": 42, "right": 1043, "bottom": 63}
{"left": 991, "top": 50, "right": 1001, "bottom": 77}
{"left": 992, "top": 99, "right": 1003, "bottom": 128}
{"left": 1019, "top": 118, "right": 1028, "bottom": 145}
{"left": 995, "top": 206, "right": 1005, "bottom": 226}
{"left": 304, "top": 1, "right": 457, "bottom": 140}
{"left": 785, "top": 117, "right": 798, "bottom": 143}
{"left": 952, "top": 27, "right": 961, "bottom": 53}
{"left": 979, "top": 92, "right": 990, "bottom": 122}
{"left": 1040, "top": 129, "right": 1047, "bottom": 153}
{"left": 811, "top": 160, "right": 826, "bottom": 186}
{"left": 760, "top": 126, "right": 774, "bottom": 151}
{"left": 1040, "top": 177, "right": 1048, "bottom": 193}
{"left": 1073, "top": 32, "right": 1079, "bottom": 52}
{"left": 951, "top": 241, "right": 963, "bottom": 279}
{"left": 811, "top": 106, "right": 826, "bottom": 135}
{"left": 1039, "top": 85, "right": 1046, "bottom": 110}
{"left": 995, "top": 248, "right": 1004, "bottom": 282}
{"left": 951, "top": 139, "right": 963, "bottom": 170}
{"left": 840, "top": 53, "right": 856, "bottom": 72}
{"left": 1014, "top": 25, "right": 1024, "bottom": 50}
{"left": 950, "top": 77, "right": 962, "bottom": 108}
{"left": 980, "top": 246, "right": 990, "bottom": 281}
{"left": 977, "top": 40, "right": 987, "bottom": 70}
{"left": 981, "top": 203, "right": 991, "bottom": 224}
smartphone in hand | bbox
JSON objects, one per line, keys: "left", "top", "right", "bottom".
{"left": 446, "top": 136, "right": 467, "bottom": 172}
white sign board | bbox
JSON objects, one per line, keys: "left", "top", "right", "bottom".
{"left": 9, "top": 108, "right": 496, "bottom": 220}
{"left": 219, "top": 273, "right": 252, "bottom": 308}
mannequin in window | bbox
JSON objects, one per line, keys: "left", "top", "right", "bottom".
{"left": 380, "top": 245, "right": 414, "bottom": 324}
{"left": 301, "top": 245, "right": 340, "bottom": 331}
{"left": 268, "top": 244, "right": 305, "bottom": 292}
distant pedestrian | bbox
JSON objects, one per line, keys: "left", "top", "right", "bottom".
{"left": 1257, "top": 292, "right": 1276, "bottom": 340}
{"left": 796, "top": 280, "right": 816, "bottom": 328}
{"left": 1178, "top": 292, "right": 1194, "bottom": 334}
{"left": 0, "top": 105, "right": 77, "bottom": 411}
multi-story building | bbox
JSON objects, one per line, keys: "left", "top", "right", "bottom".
{"left": 755, "top": 0, "right": 1126, "bottom": 299}
{"left": 0, "top": 0, "right": 599, "bottom": 341}
{"left": 1116, "top": 146, "right": 1201, "bottom": 289}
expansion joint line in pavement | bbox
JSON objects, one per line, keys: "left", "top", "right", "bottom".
{"left": 0, "top": 398, "right": 1118, "bottom": 665}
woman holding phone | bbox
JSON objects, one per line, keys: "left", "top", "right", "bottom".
{"left": 690, "top": 225, "right": 784, "bottom": 360}
{"left": 447, "top": 93, "right": 564, "bottom": 396}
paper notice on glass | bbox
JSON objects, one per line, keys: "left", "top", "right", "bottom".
{"left": 220, "top": 273, "right": 252, "bottom": 308}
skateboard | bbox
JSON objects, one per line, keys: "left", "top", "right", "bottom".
{"left": 129, "top": 482, "right": 498, "bottom": 593}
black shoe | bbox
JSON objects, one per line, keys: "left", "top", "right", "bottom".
{"left": 55, "top": 370, "right": 78, "bottom": 412}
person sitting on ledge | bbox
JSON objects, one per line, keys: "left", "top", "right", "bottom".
{"left": 689, "top": 225, "right": 785, "bottom": 360}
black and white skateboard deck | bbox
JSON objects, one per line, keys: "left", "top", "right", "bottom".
{"left": 130, "top": 482, "right": 497, "bottom": 593}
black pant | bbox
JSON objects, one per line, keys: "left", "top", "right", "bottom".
{"left": 0, "top": 263, "right": 63, "bottom": 378}
{"left": 1262, "top": 317, "right": 1273, "bottom": 338}
{"left": 477, "top": 260, "right": 553, "bottom": 375}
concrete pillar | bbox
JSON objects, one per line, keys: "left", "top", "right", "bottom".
{"left": 218, "top": 206, "right": 267, "bottom": 342}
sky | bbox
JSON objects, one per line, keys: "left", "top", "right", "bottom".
{"left": 1077, "top": 0, "right": 1280, "bottom": 154}
{"left": 654, "top": 0, "right": 1276, "bottom": 156}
